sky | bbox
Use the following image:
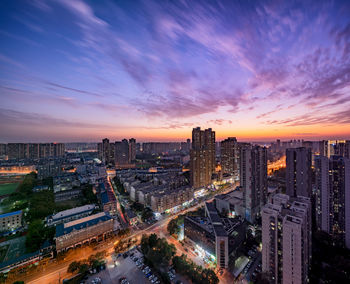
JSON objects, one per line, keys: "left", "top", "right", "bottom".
{"left": 0, "top": 0, "right": 349, "bottom": 142}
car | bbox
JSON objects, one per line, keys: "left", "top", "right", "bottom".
{"left": 146, "top": 273, "right": 152, "bottom": 278}
{"left": 149, "top": 275, "right": 154, "bottom": 280}
{"left": 130, "top": 253, "right": 134, "bottom": 257}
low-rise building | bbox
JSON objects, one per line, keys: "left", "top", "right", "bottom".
{"left": 184, "top": 202, "right": 246, "bottom": 270}
{"left": 214, "top": 189, "right": 244, "bottom": 218}
{"left": 150, "top": 186, "right": 194, "bottom": 213}
{"left": 46, "top": 204, "right": 95, "bottom": 226}
{"left": 32, "top": 185, "right": 49, "bottom": 192}
{"left": 55, "top": 212, "right": 114, "bottom": 253}
{"left": 99, "top": 181, "right": 117, "bottom": 216}
{"left": 54, "top": 188, "right": 82, "bottom": 202}
{"left": 125, "top": 209, "right": 138, "bottom": 226}
{"left": 0, "top": 210, "right": 22, "bottom": 233}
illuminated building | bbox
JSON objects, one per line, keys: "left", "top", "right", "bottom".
{"left": 117, "top": 168, "right": 192, "bottom": 213}
{"left": 286, "top": 147, "right": 312, "bottom": 198}
{"left": 319, "top": 140, "right": 350, "bottom": 158}
{"left": 214, "top": 190, "right": 244, "bottom": 218}
{"left": 240, "top": 144, "right": 267, "bottom": 222}
{"left": 141, "top": 142, "right": 181, "bottom": 154}
{"left": 125, "top": 209, "right": 138, "bottom": 225}
{"left": 55, "top": 212, "right": 114, "bottom": 253}
{"left": 97, "top": 138, "right": 115, "bottom": 165}
{"left": 315, "top": 155, "right": 350, "bottom": 248}
{"left": 150, "top": 186, "right": 194, "bottom": 213}
{"left": 262, "top": 194, "right": 311, "bottom": 284}
{"left": 99, "top": 181, "right": 118, "bottom": 216}
{"left": 184, "top": 201, "right": 246, "bottom": 270}
{"left": 0, "top": 210, "right": 22, "bottom": 233}
{"left": 220, "top": 137, "right": 239, "bottom": 178}
{"left": 190, "top": 127, "right": 216, "bottom": 188}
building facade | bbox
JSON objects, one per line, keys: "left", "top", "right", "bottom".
{"left": 129, "top": 138, "right": 136, "bottom": 162}
{"left": 0, "top": 210, "right": 22, "bottom": 232}
{"left": 5, "top": 143, "right": 65, "bottom": 160}
{"left": 286, "top": 147, "right": 312, "bottom": 198}
{"left": 315, "top": 155, "right": 350, "bottom": 248}
{"left": 55, "top": 212, "right": 114, "bottom": 253}
{"left": 115, "top": 139, "right": 129, "bottom": 165}
{"left": 262, "top": 194, "right": 311, "bottom": 284}
{"left": 190, "top": 127, "right": 216, "bottom": 188}
{"left": 220, "top": 137, "right": 239, "bottom": 178}
{"left": 240, "top": 144, "right": 267, "bottom": 223}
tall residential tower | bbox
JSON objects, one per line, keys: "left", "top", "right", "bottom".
{"left": 190, "top": 127, "right": 216, "bottom": 188}
{"left": 240, "top": 144, "right": 267, "bottom": 223}
{"left": 286, "top": 147, "right": 312, "bottom": 198}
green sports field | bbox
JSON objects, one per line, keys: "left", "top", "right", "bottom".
{"left": 0, "top": 183, "right": 19, "bottom": 196}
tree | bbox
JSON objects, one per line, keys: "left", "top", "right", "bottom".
{"left": 25, "top": 220, "right": 46, "bottom": 252}
{"left": 131, "top": 202, "right": 144, "bottom": 212}
{"left": 141, "top": 208, "right": 154, "bottom": 221}
{"left": 167, "top": 219, "right": 180, "bottom": 235}
{"left": 78, "top": 263, "right": 90, "bottom": 274}
{"left": 202, "top": 268, "right": 219, "bottom": 284}
{"left": 67, "top": 261, "right": 80, "bottom": 273}
{"left": 148, "top": 233, "right": 158, "bottom": 248}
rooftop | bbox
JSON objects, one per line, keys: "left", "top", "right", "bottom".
{"left": 0, "top": 210, "right": 22, "bottom": 219}
{"left": 56, "top": 212, "right": 112, "bottom": 237}
{"left": 50, "top": 204, "right": 95, "bottom": 221}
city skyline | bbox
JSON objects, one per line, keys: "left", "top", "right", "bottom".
{"left": 1, "top": 0, "right": 350, "bottom": 142}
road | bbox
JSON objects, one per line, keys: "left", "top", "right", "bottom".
{"left": 19, "top": 184, "right": 236, "bottom": 284}
{"left": 108, "top": 176, "right": 127, "bottom": 224}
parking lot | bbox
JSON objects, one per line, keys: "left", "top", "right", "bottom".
{"left": 84, "top": 248, "right": 150, "bottom": 284}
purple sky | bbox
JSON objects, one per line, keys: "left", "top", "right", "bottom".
{"left": 0, "top": 0, "right": 350, "bottom": 142}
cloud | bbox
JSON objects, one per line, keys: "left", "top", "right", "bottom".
{"left": 206, "top": 119, "right": 232, "bottom": 125}
{"left": 0, "top": 54, "right": 26, "bottom": 69}
{"left": 0, "top": 108, "right": 110, "bottom": 129}
{"left": 44, "top": 81, "right": 103, "bottom": 98}
{"left": 266, "top": 109, "right": 350, "bottom": 127}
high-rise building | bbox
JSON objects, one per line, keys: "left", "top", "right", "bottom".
{"left": 240, "top": 144, "right": 267, "bottom": 223}
{"left": 319, "top": 140, "right": 350, "bottom": 158}
{"left": 286, "top": 147, "right": 312, "bottom": 198}
{"left": 115, "top": 139, "right": 129, "bottom": 165}
{"left": 0, "top": 144, "right": 7, "bottom": 156}
{"left": 262, "top": 194, "right": 311, "bottom": 284}
{"left": 220, "top": 137, "right": 239, "bottom": 178}
{"left": 6, "top": 143, "right": 65, "bottom": 160}
{"left": 129, "top": 138, "right": 136, "bottom": 163}
{"left": 315, "top": 155, "right": 350, "bottom": 248}
{"left": 315, "top": 155, "right": 330, "bottom": 233}
{"left": 190, "top": 127, "right": 215, "bottom": 188}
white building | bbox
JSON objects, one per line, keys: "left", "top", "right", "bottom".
{"left": 262, "top": 194, "right": 311, "bottom": 284}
